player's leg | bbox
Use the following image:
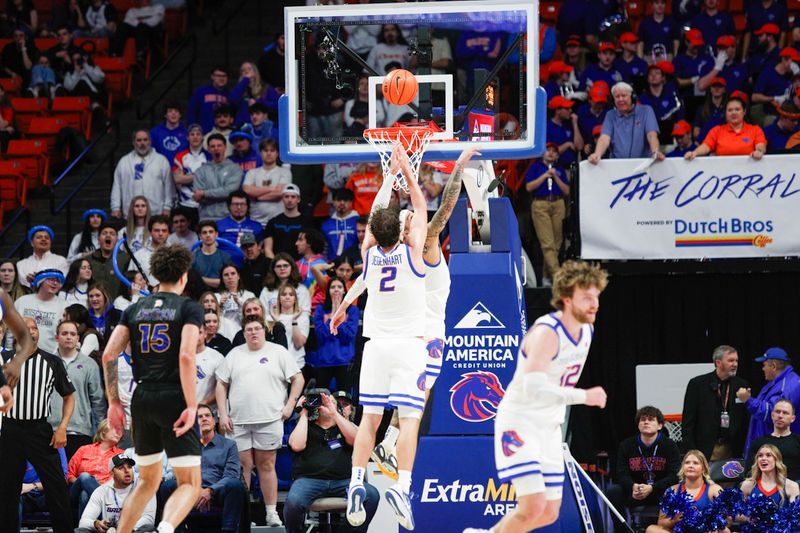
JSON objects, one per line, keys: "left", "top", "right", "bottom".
{"left": 159, "top": 463, "right": 202, "bottom": 531}
{"left": 116, "top": 458, "right": 163, "bottom": 533}
{"left": 423, "top": 337, "right": 444, "bottom": 402}
{"left": 253, "top": 448, "right": 282, "bottom": 526}
{"left": 347, "top": 412, "right": 382, "bottom": 526}
{"left": 492, "top": 492, "right": 549, "bottom": 533}
{"left": 371, "top": 410, "right": 399, "bottom": 480}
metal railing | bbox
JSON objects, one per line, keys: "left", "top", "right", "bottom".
{"left": 49, "top": 120, "right": 121, "bottom": 253}
{"left": 136, "top": 33, "right": 198, "bottom": 123}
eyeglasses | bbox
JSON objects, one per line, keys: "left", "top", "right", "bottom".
{"left": 274, "top": 263, "right": 291, "bottom": 269}
{"left": 244, "top": 326, "right": 264, "bottom": 333}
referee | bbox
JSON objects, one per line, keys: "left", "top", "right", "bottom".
{"left": 0, "top": 317, "right": 75, "bottom": 533}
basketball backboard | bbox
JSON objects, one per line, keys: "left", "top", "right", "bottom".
{"left": 280, "top": 0, "right": 546, "bottom": 164}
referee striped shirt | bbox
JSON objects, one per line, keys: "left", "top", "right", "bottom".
{"left": 4, "top": 349, "right": 74, "bottom": 421}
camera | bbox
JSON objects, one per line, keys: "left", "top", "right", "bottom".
{"left": 294, "top": 379, "right": 331, "bottom": 421}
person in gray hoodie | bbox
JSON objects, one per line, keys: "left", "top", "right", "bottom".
{"left": 48, "top": 320, "right": 106, "bottom": 461}
{"left": 193, "top": 133, "right": 242, "bottom": 220}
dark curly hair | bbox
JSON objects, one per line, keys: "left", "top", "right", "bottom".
{"left": 150, "top": 245, "right": 193, "bottom": 284}
{"left": 298, "top": 227, "right": 326, "bottom": 255}
{"left": 369, "top": 206, "right": 401, "bottom": 248}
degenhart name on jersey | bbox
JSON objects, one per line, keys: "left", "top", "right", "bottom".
{"left": 370, "top": 253, "right": 404, "bottom": 266}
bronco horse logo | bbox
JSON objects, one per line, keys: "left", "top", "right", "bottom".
{"left": 501, "top": 430, "right": 525, "bottom": 457}
{"left": 449, "top": 371, "right": 506, "bottom": 422}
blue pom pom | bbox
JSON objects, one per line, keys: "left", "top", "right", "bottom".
{"left": 660, "top": 487, "right": 694, "bottom": 519}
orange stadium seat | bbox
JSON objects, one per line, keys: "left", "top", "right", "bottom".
{"left": 34, "top": 38, "right": 58, "bottom": 52}
{"left": 734, "top": 14, "right": 747, "bottom": 33}
{"left": 93, "top": 56, "right": 131, "bottom": 114}
{"left": 0, "top": 160, "right": 28, "bottom": 212}
{"left": 6, "top": 139, "right": 50, "bottom": 188}
{"left": 10, "top": 97, "right": 48, "bottom": 134}
{"left": 0, "top": 77, "right": 22, "bottom": 96}
{"left": 74, "top": 37, "right": 110, "bottom": 56}
{"left": 728, "top": 0, "right": 745, "bottom": 13}
{"left": 789, "top": 0, "right": 800, "bottom": 12}
{"left": 626, "top": 0, "right": 645, "bottom": 19}
{"left": 25, "top": 117, "right": 67, "bottom": 159}
{"left": 51, "top": 96, "right": 92, "bottom": 139}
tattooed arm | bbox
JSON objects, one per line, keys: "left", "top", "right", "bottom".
{"left": 102, "top": 324, "right": 130, "bottom": 435}
{"left": 424, "top": 147, "right": 482, "bottom": 256}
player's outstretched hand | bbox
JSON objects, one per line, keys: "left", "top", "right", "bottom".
{"left": 330, "top": 306, "right": 346, "bottom": 335}
{"left": 585, "top": 386, "right": 607, "bottom": 408}
{"left": 107, "top": 401, "right": 126, "bottom": 436}
{"left": 456, "top": 146, "right": 482, "bottom": 167}
{"left": 173, "top": 405, "right": 198, "bottom": 437}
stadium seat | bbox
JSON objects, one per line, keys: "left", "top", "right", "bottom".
{"left": 789, "top": 0, "right": 800, "bottom": 12}
{"left": 0, "top": 77, "right": 22, "bottom": 96}
{"left": 32, "top": 0, "right": 53, "bottom": 24}
{"left": 625, "top": 0, "right": 645, "bottom": 19}
{"left": 734, "top": 13, "right": 747, "bottom": 33}
{"left": 10, "top": 98, "right": 48, "bottom": 134}
{"left": 540, "top": 1, "right": 560, "bottom": 23}
{"left": 51, "top": 96, "right": 92, "bottom": 139}
{"left": 25, "top": 117, "right": 67, "bottom": 160}
{"left": 93, "top": 56, "right": 132, "bottom": 114}
{"left": 728, "top": 0, "right": 745, "bottom": 13}
{"left": 6, "top": 139, "right": 50, "bottom": 188}
{"left": 0, "top": 160, "right": 28, "bottom": 213}
{"left": 74, "top": 37, "right": 110, "bottom": 56}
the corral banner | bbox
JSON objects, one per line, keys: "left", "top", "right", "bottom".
{"left": 578, "top": 155, "right": 800, "bottom": 260}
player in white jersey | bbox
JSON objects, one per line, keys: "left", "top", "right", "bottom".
{"left": 330, "top": 144, "right": 428, "bottom": 530}
{"left": 464, "top": 260, "right": 609, "bottom": 533}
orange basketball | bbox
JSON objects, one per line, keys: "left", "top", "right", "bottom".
{"left": 382, "top": 69, "right": 418, "bottom": 106}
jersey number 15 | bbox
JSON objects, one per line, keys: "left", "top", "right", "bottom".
{"left": 138, "top": 323, "right": 171, "bottom": 353}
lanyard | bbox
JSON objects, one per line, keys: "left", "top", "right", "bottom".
{"left": 716, "top": 380, "right": 729, "bottom": 411}
{"left": 637, "top": 433, "right": 661, "bottom": 477}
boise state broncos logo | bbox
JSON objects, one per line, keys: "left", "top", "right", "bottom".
{"left": 417, "top": 372, "right": 426, "bottom": 392}
{"left": 196, "top": 365, "right": 206, "bottom": 380}
{"left": 501, "top": 430, "right": 525, "bottom": 457}
{"left": 426, "top": 338, "right": 444, "bottom": 359}
{"left": 721, "top": 460, "right": 745, "bottom": 479}
{"left": 449, "top": 371, "right": 505, "bottom": 422}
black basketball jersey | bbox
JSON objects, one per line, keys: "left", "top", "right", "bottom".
{"left": 121, "top": 292, "right": 204, "bottom": 385}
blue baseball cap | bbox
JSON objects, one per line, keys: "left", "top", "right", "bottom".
{"left": 755, "top": 347, "right": 791, "bottom": 363}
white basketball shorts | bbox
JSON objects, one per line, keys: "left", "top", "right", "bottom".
{"left": 359, "top": 337, "right": 426, "bottom": 418}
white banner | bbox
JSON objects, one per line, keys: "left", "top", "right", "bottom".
{"left": 579, "top": 155, "right": 800, "bottom": 260}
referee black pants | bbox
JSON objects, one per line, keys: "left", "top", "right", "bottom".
{"left": 0, "top": 417, "right": 72, "bottom": 533}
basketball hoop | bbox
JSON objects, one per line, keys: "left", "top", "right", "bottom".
{"left": 364, "top": 121, "right": 437, "bottom": 193}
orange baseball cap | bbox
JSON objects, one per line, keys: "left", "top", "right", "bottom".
{"left": 599, "top": 42, "right": 617, "bottom": 53}
{"left": 648, "top": 61, "right": 675, "bottom": 76}
{"left": 548, "top": 60, "right": 574, "bottom": 75}
{"left": 672, "top": 120, "right": 691, "bottom": 137}
{"left": 545, "top": 142, "right": 560, "bottom": 151}
{"left": 730, "top": 90, "right": 749, "bottom": 104}
{"left": 716, "top": 35, "right": 736, "bottom": 48}
{"left": 547, "top": 95, "right": 575, "bottom": 110}
{"left": 686, "top": 29, "right": 704, "bottom": 46}
{"left": 619, "top": 32, "right": 640, "bottom": 44}
{"left": 589, "top": 81, "right": 610, "bottom": 102}
{"left": 780, "top": 47, "right": 800, "bottom": 61}
{"left": 755, "top": 23, "right": 781, "bottom": 36}
{"left": 566, "top": 34, "right": 582, "bottom": 47}
{"left": 710, "top": 77, "right": 727, "bottom": 86}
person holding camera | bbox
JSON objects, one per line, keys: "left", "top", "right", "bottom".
{"left": 76, "top": 453, "right": 156, "bottom": 533}
{"left": 284, "top": 389, "right": 380, "bottom": 533}
{"left": 63, "top": 50, "right": 105, "bottom": 107}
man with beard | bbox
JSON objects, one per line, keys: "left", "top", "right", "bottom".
{"left": 464, "top": 261, "right": 609, "bottom": 533}
{"left": 682, "top": 345, "right": 749, "bottom": 461}
{"left": 88, "top": 222, "right": 130, "bottom": 297}
{"left": 110, "top": 130, "right": 174, "bottom": 219}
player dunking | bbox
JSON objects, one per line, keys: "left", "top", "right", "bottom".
{"left": 102, "top": 245, "right": 205, "bottom": 533}
{"left": 330, "top": 144, "right": 428, "bottom": 530}
{"left": 465, "top": 260, "right": 609, "bottom": 533}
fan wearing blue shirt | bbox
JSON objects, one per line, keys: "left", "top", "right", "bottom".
{"left": 637, "top": 0, "right": 680, "bottom": 57}
{"left": 743, "top": 0, "right": 788, "bottom": 59}
{"left": 546, "top": 95, "right": 584, "bottom": 171}
{"left": 690, "top": 0, "right": 736, "bottom": 48}
{"left": 667, "top": 120, "right": 698, "bottom": 157}
{"left": 580, "top": 42, "right": 624, "bottom": 92}
{"left": 699, "top": 36, "right": 748, "bottom": 94}
{"left": 763, "top": 101, "right": 800, "bottom": 154}
{"left": 639, "top": 62, "right": 684, "bottom": 123}
{"left": 746, "top": 24, "right": 781, "bottom": 82}
{"left": 216, "top": 190, "right": 265, "bottom": 245}
{"left": 150, "top": 102, "right": 188, "bottom": 168}
{"left": 577, "top": 82, "right": 611, "bottom": 150}
{"left": 753, "top": 48, "right": 798, "bottom": 114}
{"left": 614, "top": 33, "right": 648, "bottom": 84}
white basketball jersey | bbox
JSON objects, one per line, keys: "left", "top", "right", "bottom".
{"left": 501, "top": 313, "right": 593, "bottom": 424}
{"left": 363, "top": 243, "right": 426, "bottom": 338}
{"left": 424, "top": 250, "right": 450, "bottom": 340}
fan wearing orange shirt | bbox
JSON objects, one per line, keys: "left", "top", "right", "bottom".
{"left": 345, "top": 162, "right": 385, "bottom": 215}
{"left": 684, "top": 96, "right": 767, "bottom": 159}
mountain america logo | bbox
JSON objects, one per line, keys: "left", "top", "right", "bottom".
{"left": 454, "top": 302, "right": 505, "bottom": 329}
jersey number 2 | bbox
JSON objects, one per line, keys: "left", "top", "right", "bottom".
{"left": 379, "top": 266, "right": 397, "bottom": 292}
{"left": 138, "top": 323, "right": 171, "bottom": 353}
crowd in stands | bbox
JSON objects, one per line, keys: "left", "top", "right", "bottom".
{"left": 8, "top": 0, "right": 800, "bottom": 530}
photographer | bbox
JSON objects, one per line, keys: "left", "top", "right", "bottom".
{"left": 284, "top": 389, "right": 380, "bottom": 532}
{"left": 63, "top": 50, "right": 105, "bottom": 107}
{"left": 77, "top": 453, "right": 155, "bottom": 532}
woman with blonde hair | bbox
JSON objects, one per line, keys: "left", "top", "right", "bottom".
{"left": 741, "top": 444, "right": 800, "bottom": 507}
{"left": 118, "top": 195, "right": 151, "bottom": 253}
{"left": 234, "top": 60, "right": 280, "bottom": 125}
{"left": 270, "top": 283, "right": 309, "bottom": 368}
{"left": 647, "top": 450, "right": 727, "bottom": 533}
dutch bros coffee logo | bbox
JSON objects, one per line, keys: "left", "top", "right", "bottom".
{"left": 454, "top": 303, "right": 505, "bottom": 329}
{"left": 450, "top": 371, "right": 505, "bottom": 422}
{"left": 501, "top": 430, "right": 525, "bottom": 457}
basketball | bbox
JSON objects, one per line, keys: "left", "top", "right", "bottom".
{"left": 382, "top": 69, "right": 418, "bottom": 106}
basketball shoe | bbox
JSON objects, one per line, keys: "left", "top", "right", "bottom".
{"left": 346, "top": 484, "right": 367, "bottom": 526}
{"left": 385, "top": 483, "right": 415, "bottom": 530}
{"left": 371, "top": 442, "right": 399, "bottom": 480}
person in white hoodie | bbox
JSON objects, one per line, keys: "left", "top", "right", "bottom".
{"left": 110, "top": 130, "right": 175, "bottom": 219}
{"left": 77, "top": 453, "right": 156, "bottom": 533}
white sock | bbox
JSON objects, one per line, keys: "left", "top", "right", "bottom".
{"left": 266, "top": 504, "right": 277, "bottom": 514}
{"left": 382, "top": 425, "right": 400, "bottom": 449}
{"left": 398, "top": 469, "right": 412, "bottom": 493}
{"left": 157, "top": 523, "right": 175, "bottom": 533}
{"left": 351, "top": 466, "right": 365, "bottom": 486}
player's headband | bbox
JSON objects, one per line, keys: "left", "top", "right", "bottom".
{"left": 33, "top": 269, "right": 65, "bottom": 288}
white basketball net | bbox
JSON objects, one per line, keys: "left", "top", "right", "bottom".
{"left": 364, "top": 126, "right": 434, "bottom": 193}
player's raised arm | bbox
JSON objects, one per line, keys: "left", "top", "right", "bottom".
{"left": 1, "top": 289, "right": 34, "bottom": 388}
{"left": 103, "top": 323, "right": 131, "bottom": 435}
{"left": 393, "top": 145, "right": 427, "bottom": 255}
{"left": 521, "top": 326, "right": 606, "bottom": 408}
{"left": 427, "top": 147, "right": 481, "bottom": 243}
